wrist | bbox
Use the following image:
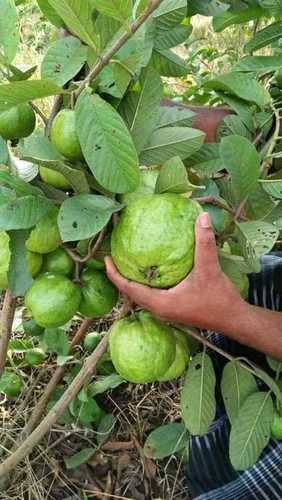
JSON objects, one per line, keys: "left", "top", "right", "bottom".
{"left": 213, "top": 297, "right": 252, "bottom": 337}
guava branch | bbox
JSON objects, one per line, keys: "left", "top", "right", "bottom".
{"left": 194, "top": 196, "right": 248, "bottom": 221}
{"left": 63, "top": 227, "right": 107, "bottom": 264}
{"left": 29, "top": 102, "right": 48, "bottom": 126}
{"left": 0, "top": 290, "right": 16, "bottom": 377}
{"left": 75, "top": 0, "right": 163, "bottom": 99}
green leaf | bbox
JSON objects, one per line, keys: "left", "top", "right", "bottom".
{"left": 187, "top": 143, "right": 224, "bottom": 176}
{"left": 181, "top": 352, "right": 216, "bottom": 436}
{"left": 0, "top": 171, "right": 42, "bottom": 197}
{"left": 0, "top": 195, "right": 52, "bottom": 231}
{"left": 75, "top": 91, "right": 139, "bottom": 194}
{"left": 259, "top": 0, "right": 282, "bottom": 16}
{"left": 0, "top": 0, "right": 20, "bottom": 64}
{"left": 220, "top": 135, "right": 260, "bottom": 201}
{"left": 95, "top": 14, "right": 121, "bottom": 51}
{"left": 41, "top": 36, "right": 87, "bottom": 86}
{"left": 7, "top": 230, "right": 32, "bottom": 296}
{"left": 154, "top": 25, "right": 192, "bottom": 51}
{"left": 267, "top": 356, "right": 282, "bottom": 374}
{"left": 21, "top": 130, "right": 62, "bottom": 162}
{"left": 0, "top": 80, "right": 62, "bottom": 112}
{"left": 48, "top": 0, "right": 99, "bottom": 50}
{"left": 157, "top": 106, "right": 195, "bottom": 129}
{"left": 140, "top": 127, "right": 205, "bottom": 166}
{"left": 0, "top": 137, "right": 9, "bottom": 165}
{"left": 37, "top": 0, "right": 65, "bottom": 28}
{"left": 217, "top": 115, "right": 252, "bottom": 141}
{"left": 252, "top": 366, "right": 282, "bottom": 405}
{"left": 92, "top": 0, "right": 132, "bottom": 23}
{"left": 259, "top": 179, "right": 282, "bottom": 199}
{"left": 213, "top": 6, "right": 266, "bottom": 32}
{"left": 153, "top": 0, "right": 187, "bottom": 24}
{"left": 150, "top": 49, "right": 187, "bottom": 77}
{"left": 97, "top": 413, "right": 116, "bottom": 446}
{"left": 219, "top": 94, "right": 255, "bottom": 132}
{"left": 9, "top": 64, "right": 37, "bottom": 83}
{"left": 187, "top": 0, "right": 229, "bottom": 17}
{"left": 144, "top": 423, "right": 189, "bottom": 459}
{"left": 91, "top": 373, "right": 125, "bottom": 396}
{"left": 236, "top": 220, "right": 279, "bottom": 272}
{"left": 245, "top": 183, "right": 275, "bottom": 220}
{"left": 58, "top": 194, "right": 122, "bottom": 242}
{"left": 229, "top": 392, "right": 273, "bottom": 471}
{"left": 233, "top": 55, "right": 282, "bottom": 72}
{"left": 155, "top": 156, "right": 198, "bottom": 194}
{"left": 221, "top": 361, "right": 258, "bottom": 425}
{"left": 64, "top": 448, "right": 97, "bottom": 470}
{"left": 245, "top": 22, "right": 282, "bottom": 53}
{"left": 205, "top": 73, "right": 271, "bottom": 109}
{"left": 44, "top": 328, "right": 69, "bottom": 356}
{"left": 77, "top": 398, "right": 104, "bottom": 424}
{"left": 119, "top": 69, "right": 162, "bottom": 154}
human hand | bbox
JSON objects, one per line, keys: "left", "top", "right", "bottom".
{"left": 105, "top": 212, "right": 246, "bottom": 332}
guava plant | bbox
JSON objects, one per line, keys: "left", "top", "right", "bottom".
{"left": 0, "top": 0, "right": 282, "bottom": 482}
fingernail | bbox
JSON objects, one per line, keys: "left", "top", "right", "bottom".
{"left": 199, "top": 212, "right": 211, "bottom": 228}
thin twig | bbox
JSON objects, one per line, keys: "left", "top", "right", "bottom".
{"left": 45, "top": 95, "right": 63, "bottom": 137}
{"left": 194, "top": 196, "right": 248, "bottom": 221}
{"left": 74, "top": 0, "right": 164, "bottom": 100}
{"left": 0, "top": 290, "right": 16, "bottom": 377}
{"left": 63, "top": 227, "right": 107, "bottom": 264}
{"left": 29, "top": 102, "right": 48, "bottom": 126}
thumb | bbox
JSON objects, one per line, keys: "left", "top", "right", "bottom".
{"left": 194, "top": 212, "right": 220, "bottom": 272}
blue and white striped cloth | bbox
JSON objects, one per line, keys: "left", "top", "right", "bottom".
{"left": 186, "top": 253, "right": 282, "bottom": 499}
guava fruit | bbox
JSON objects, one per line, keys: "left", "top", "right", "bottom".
{"left": 109, "top": 311, "right": 176, "bottom": 383}
{"left": 23, "top": 319, "right": 44, "bottom": 337}
{"left": 0, "top": 103, "right": 36, "bottom": 141}
{"left": 0, "top": 371, "right": 23, "bottom": 398}
{"left": 26, "top": 206, "right": 61, "bottom": 254}
{"left": 50, "top": 109, "right": 83, "bottom": 162}
{"left": 271, "top": 411, "right": 282, "bottom": 440}
{"left": 79, "top": 269, "right": 118, "bottom": 318}
{"left": 119, "top": 169, "right": 159, "bottom": 205}
{"left": 40, "top": 166, "right": 71, "bottom": 190}
{"left": 25, "top": 349, "right": 46, "bottom": 366}
{"left": 159, "top": 329, "right": 190, "bottom": 382}
{"left": 25, "top": 273, "right": 81, "bottom": 328}
{"left": 28, "top": 252, "right": 43, "bottom": 277}
{"left": 111, "top": 194, "right": 202, "bottom": 288}
{"left": 77, "top": 234, "right": 111, "bottom": 270}
{"left": 84, "top": 332, "right": 102, "bottom": 352}
{"left": 43, "top": 248, "right": 74, "bottom": 277}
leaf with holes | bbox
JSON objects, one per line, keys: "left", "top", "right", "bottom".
{"left": 220, "top": 135, "right": 260, "bottom": 201}
{"left": 155, "top": 156, "right": 199, "bottom": 194}
{"left": 0, "top": 80, "right": 62, "bottom": 112}
{"left": 58, "top": 194, "right": 122, "bottom": 242}
{"left": 229, "top": 392, "right": 273, "bottom": 471}
{"left": 0, "top": 0, "right": 20, "bottom": 64}
{"left": 41, "top": 36, "right": 88, "bottom": 86}
{"left": 221, "top": 361, "right": 258, "bottom": 425}
{"left": 181, "top": 352, "right": 216, "bottom": 436}
{"left": 76, "top": 91, "right": 139, "bottom": 194}
{"left": 236, "top": 220, "right": 279, "bottom": 273}
{"left": 144, "top": 423, "right": 189, "bottom": 459}
{"left": 119, "top": 68, "right": 163, "bottom": 154}
{"left": 140, "top": 127, "right": 205, "bottom": 165}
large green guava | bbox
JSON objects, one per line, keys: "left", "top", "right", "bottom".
{"left": 159, "top": 329, "right": 190, "bottom": 382}
{"left": 119, "top": 169, "right": 159, "bottom": 205}
{"left": 50, "top": 109, "right": 83, "bottom": 162}
{"left": 111, "top": 194, "right": 202, "bottom": 288}
{"left": 0, "top": 103, "right": 35, "bottom": 140}
{"left": 271, "top": 411, "right": 282, "bottom": 440}
{"left": 40, "top": 166, "right": 71, "bottom": 190}
{"left": 42, "top": 247, "right": 74, "bottom": 277}
{"left": 25, "top": 273, "right": 81, "bottom": 328}
{"left": 26, "top": 206, "right": 61, "bottom": 254}
{"left": 109, "top": 311, "right": 176, "bottom": 383}
{"left": 79, "top": 269, "right": 118, "bottom": 318}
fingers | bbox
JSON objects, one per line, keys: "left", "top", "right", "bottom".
{"left": 105, "top": 257, "right": 158, "bottom": 309}
{"left": 194, "top": 212, "right": 220, "bottom": 272}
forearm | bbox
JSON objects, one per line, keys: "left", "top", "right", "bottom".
{"left": 217, "top": 301, "right": 282, "bottom": 361}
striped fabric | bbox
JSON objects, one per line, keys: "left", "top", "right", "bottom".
{"left": 186, "top": 253, "right": 282, "bottom": 499}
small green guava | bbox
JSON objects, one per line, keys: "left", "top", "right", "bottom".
{"left": 40, "top": 166, "right": 71, "bottom": 190}
{"left": 109, "top": 311, "right": 176, "bottom": 383}
{"left": 0, "top": 371, "right": 24, "bottom": 398}
{"left": 79, "top": 269, "right": 118, "bottom": 318}
{"left": 84, "top": 332, "right": 102, "bottom": 352}
{"left": 119, "top": 169, "right": 159, "bottom": 205}
{"left": 42, "top": 247, "right": 74, "bottom": 277}
{"left": 50, "top": 109, "right": 83, "bottom": 162}
{"left": 111, "top": 194, "right": 202, "bottom": 288}
{"left": 26, "top": 206, "right": 61, "bottom": 254}
{"left": 25, "top": 273, "right": 81, "bottom": 328}
{"left": 271, "top": 411, "right": 282, "bottom": 440}
{"left": 28, "top": 252, "right": 43, "bottom": 277}
{"left": 158, "top": 329, "right": 190, "bottom": 382}
{"left": 0, "top": 103, "right": 35, "bottom": 140}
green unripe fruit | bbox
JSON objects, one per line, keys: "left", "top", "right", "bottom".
{"left": 158, "top": 329, "right": 190, "bottom": 382}
{"left": 25, "top": 349, "right": 46, "bottom": 366}
{"left": 84, "top": 332, "right": 102, "bottom": 352}
{"left": 111, "top": 194, "right": 202, "bottom": 288}
{"left": 25, "top": 273, "right": 81, "bottom": 328}
{"left": 110, "top": 311, "right": 176, "bottom": 383}
{"left": 0, "top": 371, "right": 24, "bottom": 398}
{"left": 40, "top": 166, "right": 71, "bottom": 190}
{"left": 28, "top": 252, "right": 43, "bottom": 277}
{"left": 271, "top": 411, "right": 282, "bottom": 440}
{"left": 79, "top": 269, "right": 118, "bottom": 318}
{"left": 26, "top": 206, "right": 61, "bottom": 254}
{"left": 23, "top": 319, "right": 44, "bottom": 337}
{"left": 43, "top": 248, "right": 74, "bottom": 277}
{"left": 87, "top": 258, "right": 105, "bottom": 270}
{"left": 50, "top": 109, "right": 83, "bottom": 162}
{"left": 119, "top": 169, "right": 159, "bottom": 205}
{"left": 0, "top": 103, "right": 35, "bottom": 141}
